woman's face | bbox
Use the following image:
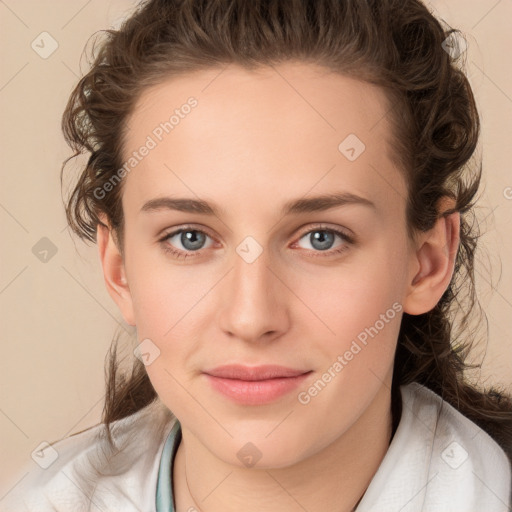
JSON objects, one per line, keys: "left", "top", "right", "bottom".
{"left": 115, "top": 62, "right": 418, "bottom": 467}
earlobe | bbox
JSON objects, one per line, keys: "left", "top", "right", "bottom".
{"left": 403, "top": 211, "right": 460, "bottom": 315}
{"left": 96, "top": 216, "right": 136, "bottom": 326}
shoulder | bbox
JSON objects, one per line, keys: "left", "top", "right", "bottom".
{"left": 1, "top": 399, "right": 177, "bottom": 512}
{"left": 402, "top": 382, "right": 510, "bottom": 473}
{"left": 357, "top": 382, "right": 511, "bottom": 512}
{"left": 405, "top": 382, "right": 511, "bottom": 510}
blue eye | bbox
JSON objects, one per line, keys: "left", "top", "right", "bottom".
{"left": 160, "top": 228, "right": 214, "bottom": 258}
{"left": 295, "top": 227, "right": 352, "bottom": 255}
{"left": 159, "top": 225, "right": 353, "bottom": 260}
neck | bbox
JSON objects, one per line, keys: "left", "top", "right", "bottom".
{"left": 173, "top": 382, "right": 394, "bottom": 512}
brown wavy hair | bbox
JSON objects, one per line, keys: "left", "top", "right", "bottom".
{"left": 61, "top": 0, "right": 512, "bottom": 458}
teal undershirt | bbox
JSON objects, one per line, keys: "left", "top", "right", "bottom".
{"left": 156, "top": 419, "right": 182, "bottom": 512}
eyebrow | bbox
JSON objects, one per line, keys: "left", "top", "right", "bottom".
{"left": 140, "top": 192, "right": 376, "bottom": 217}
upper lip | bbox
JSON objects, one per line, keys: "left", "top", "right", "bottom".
{"left": 204, "top": 365, "right": 310, "bottom": 381}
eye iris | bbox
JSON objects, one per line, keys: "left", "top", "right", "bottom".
{"left": 181, "top": 230, "right": 205, "bottom": 251}
{"left": 310, "top": 231, "right": 334, "bottom": 251}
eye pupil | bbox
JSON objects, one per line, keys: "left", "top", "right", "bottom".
{"left": 310, "top": 231, "right": 334, "bottom": 251}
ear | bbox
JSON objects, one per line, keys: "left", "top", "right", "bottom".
{"left": 403, "top": 200, "right": 460, "bottom": 315}
{"left": 96, "top": 214, "right": 136, "bottom": 326}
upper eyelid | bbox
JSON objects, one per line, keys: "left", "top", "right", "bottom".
{"left": 159, "top": 224, "right": 216, "bottom": 242}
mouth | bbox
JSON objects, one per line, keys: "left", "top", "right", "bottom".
{"left": 203, "top": 365, "right": 313, "bottom": 405}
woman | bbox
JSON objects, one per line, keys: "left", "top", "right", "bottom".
{"left": 3, "top": 0, "right": 511, "bottom": 510}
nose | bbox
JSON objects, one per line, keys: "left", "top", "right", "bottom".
{"left": 217, "top": 244, "right": 291, "bottom": 344}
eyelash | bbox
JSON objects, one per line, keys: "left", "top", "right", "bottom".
{"left": 158, "top": 224, "right": 354, "bottom": 260}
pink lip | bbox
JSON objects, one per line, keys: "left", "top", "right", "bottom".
{"left": 203, "top": 365, "right": 312, "bottom": 405}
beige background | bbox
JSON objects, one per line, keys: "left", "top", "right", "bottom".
{"left": 1, "top": 0, "right": 511, "bottom": 494}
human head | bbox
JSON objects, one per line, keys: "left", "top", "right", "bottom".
{"left": 62, "top": 0, "right": 482, "bottom": 457}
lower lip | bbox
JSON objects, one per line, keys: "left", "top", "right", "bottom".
{"left": 204, "top": 372, "right": 312, "bottom": 405}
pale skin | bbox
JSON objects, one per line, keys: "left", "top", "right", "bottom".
{"left": 96, "top": 62, "right": 459, "bottom": 512}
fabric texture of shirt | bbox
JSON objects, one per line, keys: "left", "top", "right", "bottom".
{"left": 2, "top": 382, "right": 511, "bottom": 511}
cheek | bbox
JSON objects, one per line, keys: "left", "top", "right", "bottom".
{"left": 127, "top": 246, "right": 216, "bottom": 337}
{"left": 144, "top": 361, "right": 201, "bottom": 426}
{"left": 292, "top": 246, "right": 408, "bottom": 339}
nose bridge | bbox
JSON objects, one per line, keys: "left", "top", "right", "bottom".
{"left": 231, "top": 238, "right": 275, "bottom": 309}
{"left": 217, "top": 236, "right": 289, "bottom": 341}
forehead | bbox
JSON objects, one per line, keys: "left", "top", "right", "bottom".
{"left": 121, "top": 62, "right": 406, "bottom": 220}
